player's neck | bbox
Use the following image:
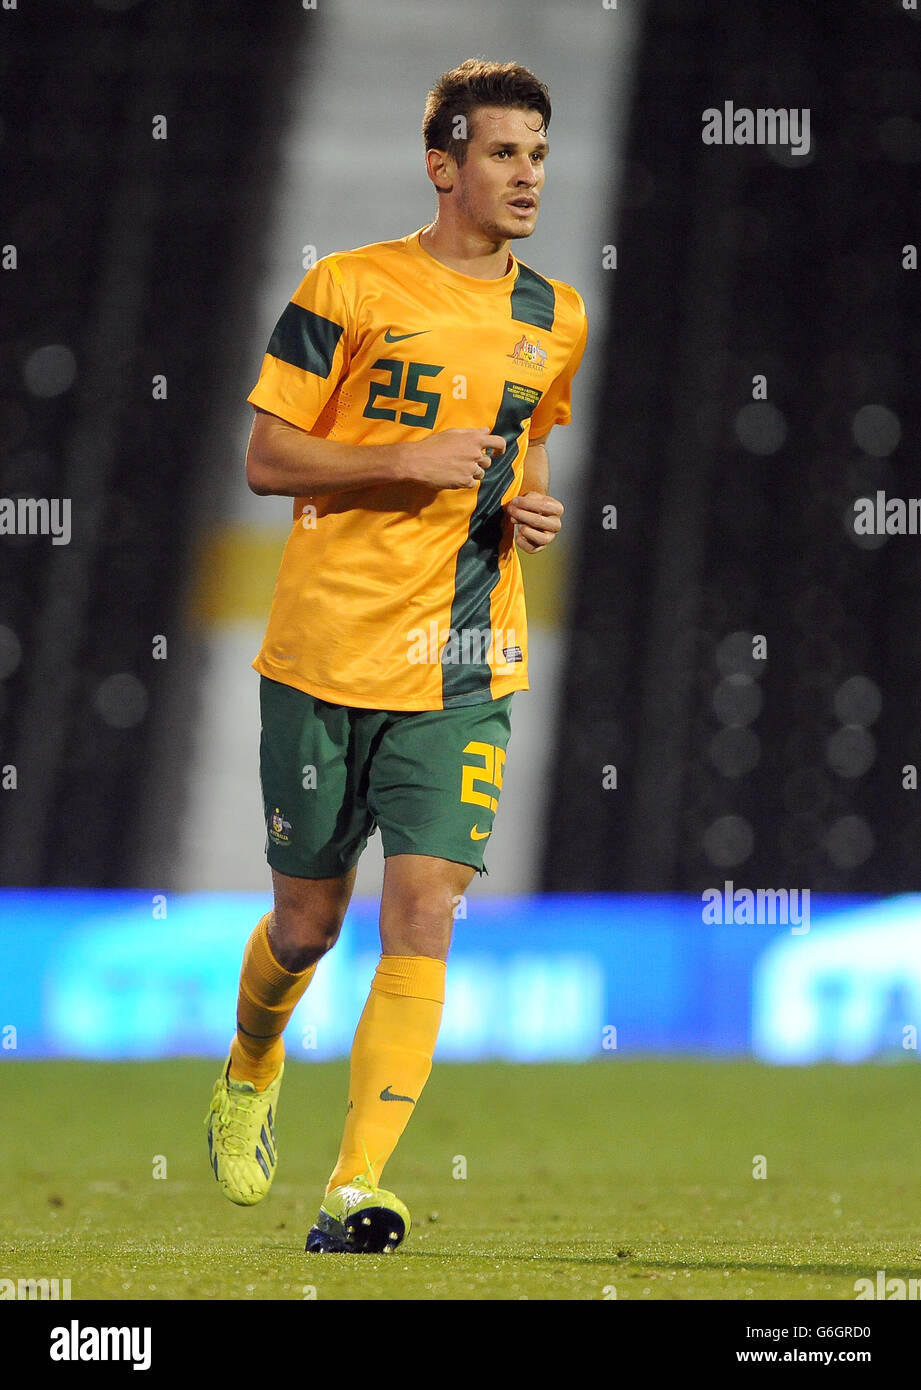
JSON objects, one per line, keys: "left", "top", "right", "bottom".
{"left": 419, "top": 220, "right": 513, "bottom": 280}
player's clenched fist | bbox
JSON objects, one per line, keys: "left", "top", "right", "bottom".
{"left": 401, "top": 429, "right": 507, "bottom": 490}
{"left": 504, "top": 490, "right": 564, "bottom": 552}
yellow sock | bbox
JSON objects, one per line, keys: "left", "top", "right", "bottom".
{"left": 326, "top": 954, "right": 445, "bottom": 1194}
{"left": 228, "top": 912, "right": 316, "bottom": 1091}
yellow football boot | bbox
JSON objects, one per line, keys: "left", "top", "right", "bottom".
{"left": 305, "top": 1174, "right": 411, "bottom": 1253}
{"left": 206, "top": 1056, "right": 283, "bottom": 1206}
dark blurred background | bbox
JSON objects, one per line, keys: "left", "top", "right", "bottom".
{"left": 1, "top": 0, "right": 919, "bottom": 899}
{"left": 550, "top": 0, "right": 921, "bottom": 896}
{"left": 0, "top": 0, "right": 305, "bottom": 886}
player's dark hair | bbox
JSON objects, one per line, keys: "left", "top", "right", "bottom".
{"left": 423, "top": 58, "right": 551, "bottom": 170}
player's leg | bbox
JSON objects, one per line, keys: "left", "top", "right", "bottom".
{"left": 229, "top": 865, "right": 356, "bottom": 1087}
{"left": 306, "top": 852, "right": 474, "bottom": 1253}
{"left": 378, "top": 851, "right": 473, "bottom": 960}
{"left": 324, "top": 852, "right": 474, "bottom": 1191}
{"left": 208, "top": 867, "right": 355, "bottom": 1208}
{"left": 232, "top": 673, "right": 373, "bottom": 1087}
{"left": 208, "top": 678, "right": 374, "bottom": 1207}
{"left": 306, "top": 696, "right": 512, "bottom": 1251}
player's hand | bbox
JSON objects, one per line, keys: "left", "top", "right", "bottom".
{"left": 504, "top": 491, "right": 564, "bottom": 552}
{"left": 401, "top": 429, "right": 507, "bottom": 490}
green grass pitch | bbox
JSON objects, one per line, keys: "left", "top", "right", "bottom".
{"left": 2, "top": 1058, "right": 917, "bottom": 1301}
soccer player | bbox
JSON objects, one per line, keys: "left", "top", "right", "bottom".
{"left": 206, "top": 58, "right": 587, "bottom": 1254}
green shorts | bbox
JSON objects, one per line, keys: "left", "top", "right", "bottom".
{"left": 258, "top": 676, "right": 514, "bottom": 878}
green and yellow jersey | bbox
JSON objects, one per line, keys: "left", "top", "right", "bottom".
{"left": 247, "top": 225, "right": 587, "bottom": 711}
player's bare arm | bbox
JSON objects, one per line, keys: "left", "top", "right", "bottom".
{"left": 246, "top": 407, "right": 505, "bottom": 496}
{"left": 504, "top": 433, "right": 564, "bottom": 553}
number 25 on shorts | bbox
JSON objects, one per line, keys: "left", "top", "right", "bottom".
{"left": 460, "top": 741, "right": 506, "bottom": 812}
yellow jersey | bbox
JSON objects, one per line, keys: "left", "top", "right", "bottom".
{"left": 247, "top": 225, "right": 587, "bottom": 710}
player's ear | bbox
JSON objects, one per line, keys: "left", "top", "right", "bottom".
{"left": 424, "top": 147, "right": 454, "bottom": 194}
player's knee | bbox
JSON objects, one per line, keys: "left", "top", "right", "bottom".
{"left": 269, "top": 913, "right": 341, "bottom": 971}
{"left": 379, "top": 857, "right": 475, "bottom": 958}
{"left": 380, "top": 894, "right": 456, "bottom": 959}
{"left": 269, "top": 902, "right": 345, "bottom": 971}
{"left": 269, "top": 868, "right": 354, "bottom": 970}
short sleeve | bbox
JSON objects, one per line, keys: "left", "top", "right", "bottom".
{"left": 247, "top": 257, "right": 350, "bottom": 433}
{"left": 529, "top": 296, "right": 588, "bottom": 438}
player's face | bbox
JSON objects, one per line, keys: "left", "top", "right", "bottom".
{"left": 452, "top": 105, "right": 548, "bottom": 243}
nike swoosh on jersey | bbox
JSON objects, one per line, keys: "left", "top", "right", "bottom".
{"left": 469, "top": 825, "right": 491, "bottom": 840}
{"left": 383, "top": 329, "right": 430, "bottom": 342}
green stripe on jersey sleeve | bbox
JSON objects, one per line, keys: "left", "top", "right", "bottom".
{"left": 267, "top": 302, "right": 344, "bottom": 377}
